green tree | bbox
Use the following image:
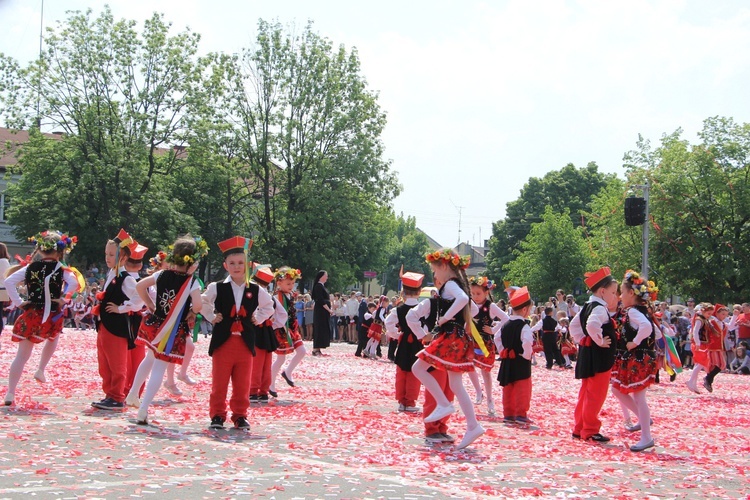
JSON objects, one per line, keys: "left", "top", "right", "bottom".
{"left": 623, "top": 117, "right": 750, "bottom": 302}
{"left": 486, "top": 162, "right": 613, "bottom": 282}
{"left": 581, "top": 176, "right": 642, "bottom": 279}
{"left": 218, "top": 20, "right": 400, "bottom": 288}
{"left": 504, "top": 206, "right": 590, "bottom": 301}
{"left": 0, "top": 7, "right": 216, "bottom": 264}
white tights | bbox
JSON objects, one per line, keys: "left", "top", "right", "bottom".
{"left": 5, "top": 338, "right": 60, "bottom": 402}
{"left": 127, "top": 350, "right": 155, "bottom": 402}
{"left": 270, "top": 345, "right": 307, "bottom": 391}
{"left": 467, "top": 369, "right": 494, "bottom": 408}
{"left": 137, "top": 359, "right": 169, "bottom": 422}
{"left": 611, "top": 387, "right": 652, "bottom": 445}
{"left": 412, "top": 359, "right": 479, "bottom": 430}
{"left": 166, "top": 339, "right": 195, "bottom": 385}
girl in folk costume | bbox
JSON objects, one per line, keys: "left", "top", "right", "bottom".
{"left": 686, "top": 303, "right": 727, "bottom": 393}
{"left": 364, "top": 296, "right": 388, "bottom": 358}
{"left": 495, "top": 287, "right": 534, "bottom": 425}
{"left": 72, "top": 295, "right": 90, "bottom": 330}
{"left": 384, "top": 269, "right": 425, "bottom": 413}
{"left": 132, "top": 236, "right": 207, "bottom": 425}
{"left": 249, "top": 265, "right": 280, "bottom": 403}
{"left": 407, "top": 249, "right": 487, "bottom": 450}
{"left": 569, "top": 267, "right": 618, "bottom": 443}
{"left": 3, "top": 231, "right": 79, "bottom": 405}
{"left": 200, "top": 237, "right": 274, "bottom": 430}
{"left": 468, "top": 276, "right": 509, "bottom": 416}
{"left": 610, "top": 270, "right": 660, "bottom": 452}
{"left": 556, "top": 312, "right": 575, "bottom": 369}
{"left": 270, "top": 267, "right": 306, "bottom": 396}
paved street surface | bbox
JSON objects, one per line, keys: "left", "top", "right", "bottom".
{"left": 1, "top": 329, "right": 748, "bottom": 499}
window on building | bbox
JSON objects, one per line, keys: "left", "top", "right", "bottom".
{"left": 0, "top": 193, "right": 9, "bottom": 222}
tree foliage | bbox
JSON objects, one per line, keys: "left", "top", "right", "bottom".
{"left": 485, "top": 162, "right": 613, "bottom": 281}
{"left": 504, "top": 206, "right": 589, "bottom": 301}
{"left": 381, "top": 215, "right": 432, "bottom": 293}
{"left": 1, "top": 7, "right": 213, "bottom": 264}
{"left": 623, "top": 117, "right": 750, "bottom": 302}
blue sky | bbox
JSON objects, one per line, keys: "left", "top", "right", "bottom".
{"left": 2, "top": 0, "right": 749, "bottom": 248}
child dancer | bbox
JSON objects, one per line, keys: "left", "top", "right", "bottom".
{"left": 364, "top": 296, "right": 388, "bottom": 358}
{"left": 408, "top": 249, "right": 485, "bottom": 450}
{"left": 200, "top": 237, "right": 273, "bottom": 429}
{"left": 686, "top": 303, "right": 726, "bottom": 393}
{"left": 72, "top": 295, "right": 88, "bottom": 330}
{"left": 610, "top": 270, "right": 659, "bottom": 452}
{"left": 132, "top": 236, "right": 207, "bottom": 425}
{"left": 557, "top": 313, "right": 575, "bottom": 369}
{"left": 4, "top": 231, "right": 79, "bottom": 405}
{"left": 385, "top": 269, "right": 425, "bottom": 412}
{"left": 468, "top": 276, "right": 508, "bottom": 416}
{"left": 270, "top": 267, "right": 306, "bottom": 396}
{"left": 249, "top": 265, "right": 280, "bottom": 403}
{"left": 496, "top": 287, "right": 534, "bottom": 425}
{"left": 120, "top": 241, "right": 148, "bottom": 400}
{"left": 569, "top": 267, "right": 618, "bottom": 443}
{"left": 93, "top": 229, "right": 140, "bottom": 411}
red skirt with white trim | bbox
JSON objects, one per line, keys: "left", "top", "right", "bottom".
{"left": 274, "top": 327, "right": 303, "bottom": 355}
{"left": 610, "top": 349, "right": 657, "bottom": 394}
{"left": 472, "top": 334, "right": 497, "bottom": 371}
{"left": 137, "top": 314, "right": 188, "bottom": 364}
{"left": 12, "top": 308, "right": 64, "bottom": 344}
{"left": 417, "top": 323, "right": 475, "bottom": 372}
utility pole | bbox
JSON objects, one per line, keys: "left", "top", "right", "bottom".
{"left": 628, "top": 182, "right": 650, "bottom": 280}
{"left": 641, "top": 181, "right": 650, "bottom": 280}
{"left": 36, "top": 0, "right": 44, "bottom": 128}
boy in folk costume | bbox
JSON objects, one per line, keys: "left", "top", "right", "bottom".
{"left": 92, "top": 229, "right": 141, "bottom": 411}
{"left": 495, "top": 287, "right": 534, "bottom": 424}
{"left": 249, "top": 265, "right": 280, "bottom": 403}
{"left": 4, "top": 231, "right": 79, "bottom": 405}
{"left": 201, "top": 237, "right": 274, "bottom": 429}
{"left": 569, "top": 267, "right": 618, "bottom": 442}
{"left": 384, "top": 269, "right": 425, "bottom": 413}
{"left": 121, "top": 241, "right": 149, "bottom": 398}
{"left": 269, "top": 267, "right": 306, "bottom": 397}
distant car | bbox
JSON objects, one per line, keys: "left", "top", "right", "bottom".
{"left": 419, "top": 286, "right": 438, "bottom": 302}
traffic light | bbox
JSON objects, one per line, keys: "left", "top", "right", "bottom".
{"left": 624, "top": 197, "right": 646, "bottom": 226}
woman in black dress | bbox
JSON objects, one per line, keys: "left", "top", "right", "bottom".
{"left": 311, "top": 270, "right": 332, "bottom": 356}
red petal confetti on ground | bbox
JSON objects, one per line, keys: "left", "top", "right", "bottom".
{"left": 0, "top": 328, "right": 749, "bottom": 498}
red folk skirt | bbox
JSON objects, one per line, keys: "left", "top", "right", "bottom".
{"left": 274, "top": 327, "right": 303, "bottom": 355}
{"left": 472, "top": 334, "right": 497, "bottom": 372}
{"left": 137, "top": 313, "right": 188, "bottom": 364}
{"left": 12, "top": 307, "right": 65, "bottom": 344}
{"left": 417, "top": 323, "right": 475, "bottom": 372}
{"left": 610, "top": 349, "right": 657, "bottom": 394}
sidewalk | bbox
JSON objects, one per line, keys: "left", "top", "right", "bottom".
{"left": 0, "top": 330, "right": 748, "bottom": 498}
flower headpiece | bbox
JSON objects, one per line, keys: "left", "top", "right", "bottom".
{"left": 469, "top": 275, "right": 496, "bottom": 290}
{"left": 623, "top": 269, "right": 658, "bottom": 301}
{"left": 275, "top": 267, "right": 302, "bottom": 281}
{"left": 28, "top": 230, "right": 77, "bottom": 254}
{"left": 149, "top": 250, "right": 168, "bottom": 269}
{"left": 425, "top": 249, "right": 471, "bottom": 270}
{"left": 166, "top": 236, "right": 209, "bottom": 267}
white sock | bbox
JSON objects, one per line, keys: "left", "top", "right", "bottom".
{"left": 137, "top": 359, "right": 168, "bottom": 421}
{"left": 448, "top": 372, "right": 479, "bottom": 429}
{"left": 6, "top": 340, "right": 34, "bottom": 399}
{"left": 285, "top": 345, "right": 306, "bottom": 378}
{"left": 481, "top": 371, "right": 493, "bottom": 407}
{"left": 127, "top": 351, "right": 155, "bottom": 399}
{"left": 412, "top": 359, "right": 450, "bottom": 407}
{"left": 270, "top": 354, "right": 287, "bottom": 391}
{"left": 633, "top": 390, "right": 652, "bottom": 443}
{"left": 36, "top": 337, "right": 60, "bottom": 377}
{"left": 178, "top": 339, "right": 195, "bottom": 379}
{"left": 468, "top": 370, "right": 482, "bottom": 398}
{"left": 689, "top": 364, "right": 705, "bottom": 385}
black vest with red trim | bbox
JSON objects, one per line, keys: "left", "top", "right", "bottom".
{"left": 99, "top": 270, "right": 130, "bottom": 338}
{"left": 497, "top": 318, "right": 532, "bottom": 386}
{"left": 575, "top": 301, "right": 617, "bottom": 379}
{"left": 25, "top": 260, "right": 64, "bottom": 309}
{"left": 394, "top": 302, "right": 421, "bottom": 372}
{"left": 619, "top": 305, "right": 656, "bottom": 352}
{"left": 208, "top": 281, "right": 260, "bottom": 356}
{"left": 474, "top": 299, "right": 495, "bottom": 344}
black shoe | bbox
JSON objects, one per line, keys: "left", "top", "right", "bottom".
{"left": 586, "top": 433, "right": 610, "bottom": 442}
{"left": 572, "top": 433, "right": 581, "bottom": 439}
{"left": 136, "top": 419, "right": 148, "bottom": 426}
{"left": 669, "top": 373, "right": 677, "bottom": 382}
{"left": 93, "top": 398, "right": 124, "bottom": 410}
{"left": 259, "top": 394, "right": 269, "bottom": 403}
{"left": 249, "top": 394, "right": 259, "bottom": 403}
{"left": 209, "top": 416, "right": 225, "bottom": 430}
{"left": 281, "top": 371, "right": 295, "bottom": 387}
{"left": 703, "top": 377, "right": 713, "bottom": 393}
{"left": 234, "top": 417, "right": 250, "bottom": 430}
{"left": 269, "top": 390, "right": 278, "bottom": 398}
